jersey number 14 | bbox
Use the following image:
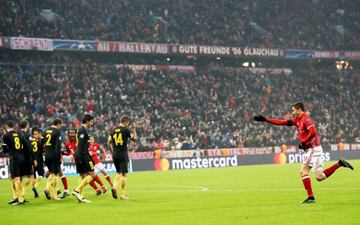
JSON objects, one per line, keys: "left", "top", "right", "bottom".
{"left": 113, "top": 133, "right": 124, "bottom": 146}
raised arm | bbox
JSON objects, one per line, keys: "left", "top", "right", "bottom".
{"left": 253, "top": 114, "right": 294, "bottom": 126}
{"left": 129, "top": 122, "right": 138, "bottom": 142}
{"left": 131, "top": 128, "right": 138, "bottom": 142}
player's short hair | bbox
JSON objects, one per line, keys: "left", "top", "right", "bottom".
{"left": 292, "top": 102, "right": 305, "bottom": 111}
{"left": 19, "top": 120, "right": 29, "bottom": 129}
{"left": 53, "top": 118, "right": 62, "bottom": 126}
{"left": 82, "top": 114, "right": 94, "bottom": 124}
{"left": 4, "top": 120, "right": 15, "bottom": 128}
{"left": 32, "top": 127, "right": 41, "bottom": 135}
{"left": 120, "top": 115, "right": 129, "bottom": 124}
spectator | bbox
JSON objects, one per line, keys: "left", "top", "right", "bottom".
{"left": 0, "top": 59, "right": 358, "bottom": 150}
{"left": 0, "top": 0, "right": 359, "bottom": 50}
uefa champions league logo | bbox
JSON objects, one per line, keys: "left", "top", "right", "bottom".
{"left": 70, "top": 41, "right": 94, "bottom": 50}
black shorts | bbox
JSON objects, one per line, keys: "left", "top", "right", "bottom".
{"left": 75, "top": 156, "right": 94, "bottom": 174}
{"left": 34, "top": 161, "right": 45, "bottom": 177}
{"left": 45, "top": 158, "right": 61, "bottom": 174}
{"left": 21, "top": 160, "right": 34, "bottom": 177}
{"left": 113, "top": 157, "right": 129, "bottom": 174}
{"left": 9, "top": 158, "right": 24, "bottom": 178}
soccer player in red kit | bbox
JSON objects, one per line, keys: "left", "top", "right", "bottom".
{"left": 57, "top": 129, "right": 77, "bottom": 198}
{"left": 254, "top": 102, "right": 354, "bottom": 203}
{"left": 64, "top": 129, "right": 77, "bottom": 158}
{"left": 88, "top": 136, "right": 113, "bottom": 194}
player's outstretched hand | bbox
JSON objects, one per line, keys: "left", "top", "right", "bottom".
{"left": 253, "top": 114, "right": 266, "bottom": 122}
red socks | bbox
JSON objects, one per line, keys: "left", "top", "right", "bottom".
{"left": 61, "top": 176, "right": 68, "bottom": 190}
{"left": 301, "top": 174, "right": 313, "bottom": 197}
{"left": 94, "top": 175, "right": 104, "bottom": 186}
{"left": 105, "top": 175, "right": 113, "bottom": 186}
{"left": 89, "top": 180, "right": 98, "bottom": 190}
{"left": 323, "top": 163, "right": 341, "bottom": 178}
{"left": 301, "top": 163, "right": 342, "bottom": 198}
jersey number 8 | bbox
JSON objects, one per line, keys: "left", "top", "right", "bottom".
{"left": 14, "top": 137, "right": 21, "bottom": 150}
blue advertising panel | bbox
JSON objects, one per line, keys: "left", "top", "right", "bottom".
{"left": 53, "top": 39, "right": 96, "bottom": 51}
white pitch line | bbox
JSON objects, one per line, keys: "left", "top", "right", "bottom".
{"left": 201, "top": 187, "right": 208, "bottom": 192}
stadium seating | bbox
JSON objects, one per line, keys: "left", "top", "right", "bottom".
{"left": 0, "top": 61, "right": 358, "bottom": 150}
{"left": 0, "top": 0, "right": 359, "bottom": 50}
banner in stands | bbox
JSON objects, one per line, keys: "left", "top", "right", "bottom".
{"left": 115, "top": 64, "right": 196, "bottom": 73}
{"left": 10, "top": 37, "right": 53, "bottom": 51}
{"left": 53, "top": 39, "right": 96, "bottom": 51}
{"left": 2, "top": 36, "right": 360, "bottom": 60}
{"left": 313, "top": 51, "right": 341, "bottom": 59}
{"left": 96, "top": 41, "right": 169, "bottom": 54}
{"left": 170, "top": 44, "right": 284, "bottom": 57}
{"left": 212, "top": 67, "right": 292, "bottom": 75}
{"left": 330, "top": 143, "right": 360, "bottom": 151}
{"left": 1, "top": 151, "right": 360, "bottom": 179}
{"left": 0, "top": 36, "right": 11, "bottom": 49}
{"left": 96, "top": 40, "right": 284, "bottom": 57}
{"left": 129, "top": 151, "right": 155, "bottom": 160}
{"left": 286, "top": 50, "right": 355, "bottom": 59}
{"left": 285, "top": 50, "right": 314, "bottom": 58}
{"left": 205, "top": 147, "right": 273, "bottom": 156}
{"left": 344, "top": 51, "right": 360, "bottom": 59}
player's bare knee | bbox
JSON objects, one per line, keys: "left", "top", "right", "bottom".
{"left": 300, "top": 170, "right": 307, "bottom": 177}
{"left": 89, "top": 171, "right": 96, "bottom": 177}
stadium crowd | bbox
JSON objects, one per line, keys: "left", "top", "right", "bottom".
{"left": 0, "top": 60, "right": 359, "bottom": 151}
{"left": 1, "top": 0, "right": 359, "bottom": 50}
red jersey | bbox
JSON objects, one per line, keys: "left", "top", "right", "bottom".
{"left": 266, "top": 113, "right": 320, "bottom": 148}
{"left": 64, "top": 140, "right": 77, "bottom": 156}
{"left": 89, "top": 143, "right": 101, "bottom": 164}
{"left": 290, "top": 113, "right": 320, "bottom": 148}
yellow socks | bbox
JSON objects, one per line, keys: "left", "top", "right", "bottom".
{"left": 45, "top": 174, "right": 54, "bottom": 191}
{"left": 34, "top": 176, "right": 43, "bottom": 189}
{"left": 10, "top": 179, "right": 16, "bottom": 199}
{"left": 76, "top": 175, "right": 93, "bottom": 194}
{"left": 113, "top": 174, "right": 120, "bottom": 191}
{"left": 52, "top": 176, "right": 58, "bottom": 195}
{"left": 14, "top": 180, "right": 24, "bottom": 202}
{"left": 120, "top": 176, "right": 127, "bottom": 197}
{"left": 21, "top": 177, "right": 33, "bottom": 196}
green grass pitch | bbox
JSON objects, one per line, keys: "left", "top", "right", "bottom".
{"left": 0, "top": 160, "right": 359, "bottom": 225}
